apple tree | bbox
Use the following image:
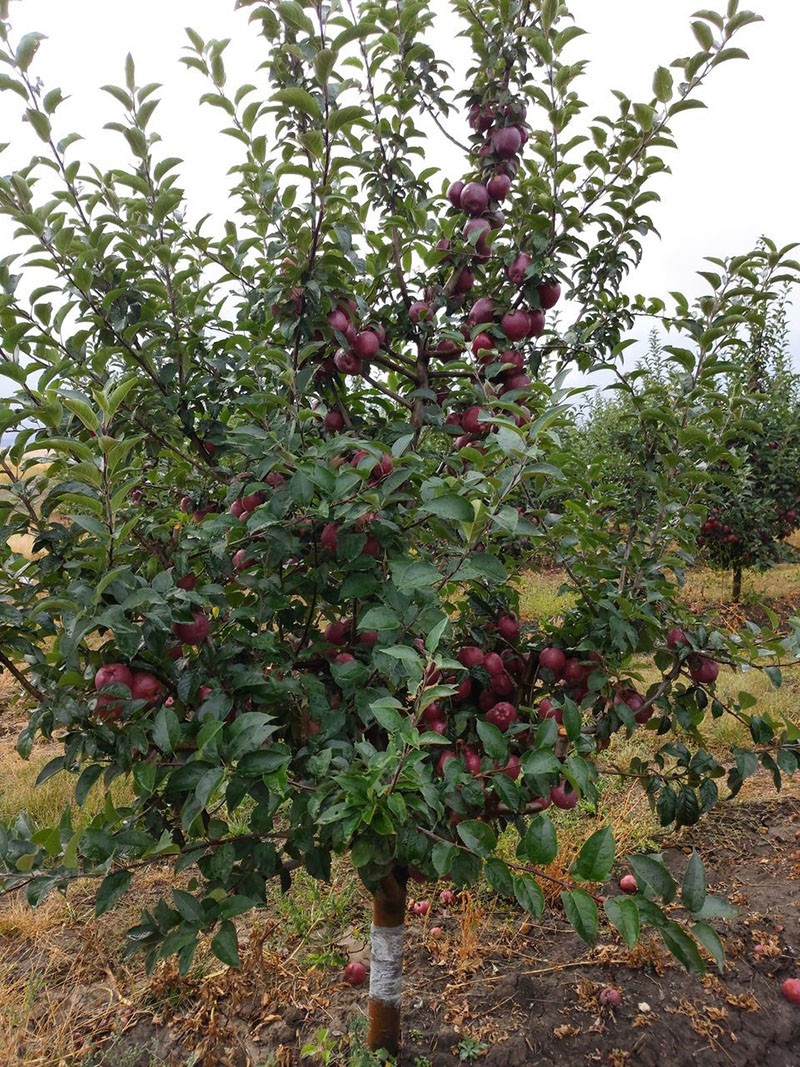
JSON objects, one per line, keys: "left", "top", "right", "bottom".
{"left": 696, "top": 285, "right": 800, "bottom": 599}
{"left": 0, "top": 0, "right": 797, "bottom": 1056}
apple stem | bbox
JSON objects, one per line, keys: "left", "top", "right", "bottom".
{"left": 367, "top": 870, "right": 407, "bottom": 1055}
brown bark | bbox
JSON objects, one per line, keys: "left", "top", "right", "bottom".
{"left": 732, "top": 564, "right": 742, "bottom": 602}
{"left": 366, "top": 869, "right": 407, "bottom": 1055}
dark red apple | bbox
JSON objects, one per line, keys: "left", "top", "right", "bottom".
{"left": 483, "top": 651, "right": 504, "bottom": 676}
{"left": 537, "top": 280, "right": 561, "bottom": 309}
{"left": 528, "top": 309, "right": 545, "bottom": 337}
{"left": 491, "top": 126, "right": 522, "bottom": 159}
{"left": 352, "top": 329, "right": 381, "bottom": 359}
{"left": 447, "top": 180, "right": 465, "bottom": 208}
{"left": 334, "top": 348, "right": 362, "bottom": 375}
{"left": 344, "top": 961, "right": 366, "bottom": 986}
{"left": 487, "top": 172, "right": 512, "bottom": 200}
{"left": 458, "top": 646, "right": 485, "bottom": 669}
{"left": 232, "top": 548, "right": 253, "bottom": 572}
{"left": 507, "top": 252, "right": 533, "bottom": 285}
{"left": 94, "top": 663, "right": 133, "bottom": 693}
{"left": 409, "top": 300, "right": 432, "bottom": 324}
{"left": 460, "top": 181, "right": 490, "bottom": 215}
{"left": 172, "top": 611, "right": 210, "bottom": 646}
{"left": 550, "top": 780, "right": 578, "bottom": 809}
{"left": 130, "top": 672, "right": 165, "bottom": 707}
{"left": 328, "top": 308, "right": 350, "bottom": 334}
{"left": 666, "top": 627, "right": 688, "bottom": 649}
{"left": 539, "top": 646, "right": 566, "bottom": 678}
{"left": 500, "top": 310, "right": 531, "bottom": 342}
{"left": 468, "top": 297, "right": 496, "bottom": 327}
{"left": 688, "top": 655, "right": 719, "bottom": 685}
{"left": 496, "top": 614, "right": 520, "bottom": 642}
{"left": 325, "top": 409, "right": 344, "bottom": 433}
{"left": 321, "top": 522, "right": 340, "bottom": 553}
{"left": 486, "top": 701, "right": 518, "bottom": 731}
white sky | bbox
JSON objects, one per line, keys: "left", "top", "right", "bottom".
{"left": 1, "top": 0, "right": 798, "bottom": 365}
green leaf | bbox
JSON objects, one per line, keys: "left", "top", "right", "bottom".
{"left": 485, "top": 858, "right": 514, "bottom": 898}
{"left": 210, "top": 920, "right": 241, "bottom": 967}
{"left": 692, "top": 922, "right": 725, "bottom": 973}
{"left": 521, "top": 813, "right": 557, "bottom": 865}
{"left": 691, "top": 894, "right": 738, "bottom": 921}
{"left": 475, "top": 719, "right": 508, "bottom": 761}
{"left": 629, "top": 854, "right": 677, "bottom": 904}
{"left": 456, "top": 820, "right": 497, "bottom": 858}
{"left": 653, "top": 65, "right": 673, "bottom": 102}
{"left": 96, "top": 869, "right": 132, "bottom": 916}
{"left": 604, "top": 896, "right": 640, "bottom": 949}
{"left": 225, "top": 713, "right": 277, "bottom": 762}
{"left": 681, "top": 850, "right": 707, "bottom": 914}
{"left": 153, "top": 706, "right": 181, "bottom": 754}
{"left": 277, "top": 0, "right": 315, "bottom": 34}
{"left": 16, "top": 32, "right": 46, "bottom": 72}
{"left": 329, "top": 105, "right": 369, "bottom": 133}
{"left": 561, "top": 888, "right": 599, "bottom": 945}
{"left": 691, "top": 20, "right": 715, "bottom": 49}
{"left": 514, "top": 874, "right": 544, "bottom": 916}
{"left": 419, "top": 495, "right": 474, "bottom": 523}
{"left": 172, "top": 889, "right": 205, "bottom": 924}
{"left": 659, "top": 920, "right": 706, "bottom": 975}
{"left": 571, "top": 827, "right": 615, "bottom": 883}
{"left": 273, "top": 87, "right": 321, "bottom": 121}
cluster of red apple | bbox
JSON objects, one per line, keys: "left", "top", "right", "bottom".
{"left": 90, "top": 609, "right": 210, "bottom": 722}
{"left": 697, "top": 513, "right": 740, "bottom": 548}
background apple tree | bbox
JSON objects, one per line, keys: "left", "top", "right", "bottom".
{"left": 0, "top": 0, "right": 798, "bottom": 1055}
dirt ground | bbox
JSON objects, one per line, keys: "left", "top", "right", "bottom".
{"left": 3, "top": 790, "right": 793, "bottom": 1067}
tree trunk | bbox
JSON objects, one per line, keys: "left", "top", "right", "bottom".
{"left": 367, "top": 869, "right": 407, "bottom": 1055}
{"left": 732, "top": 564, "right": 742, "bottom": 602}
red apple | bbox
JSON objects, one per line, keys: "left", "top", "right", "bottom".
{"left": 468, "top": 297, "right": 496, "bottom": 327}
{"left": 460, "top": 182, "right": 490, "bottom": 215}
{"left": 688, "top": 655, "right": 719, "bottom": 685}
{"left": 409, "top": 300, "right": 432, "bottom": 324}
{"left": 496, "top": 614, "right": 520, "bottom": 642}
{"left": 176, "top": 573, "right": 197, "bottom": 591}
{"left": 539, "top": 646, "right": 566, "bottom": 678}
{"left": 528, "top": 309, "right": 545, "bottom": 337}
{"left": 507, "top": 252, "right": 533, "bottom": 285}
{"left": 619, "top": 874, "right": 638, "bottom": 894}
{"left": 537, "top": 280, "right": 561, "bottom": 309}
{"left": 321, "top": 522, "right": 340, "bottom": 554}
{"left": 437, "top": 750, "right": 457, "bottom": 775}
{"left": 491, "top": 126, "right": 522, "bottom": 159}
{"left": 487, "top": 172, "right": 512, "bottom": 200}
{"left": 328, "top": 308, "right": 350, "bottom": 334}
{"left": 130, "top": 672, "right": 165, "bottom": 707}
{"left": 538, "top": 698, "right": 563, "bottom": 724}
{"left": 666, "top": 627, "right": 688, "bottom": 649}
{"left": 344, "top": 961, "right": 366, "bottom": 986}
{"left": 500, "top": 310, "right": 531, "bottom": 342}
{"left": 172, "top": 611, "right": 210, "bottom": 646}
{"left": 447, "top": 180, "right": 465, "bottom": 208}
{"left": 550, "top": 780, "right": 578, "bottom": 809}
{"left": 352, "top": 329, "right": 381, "bottom": 359}
{"left": 439, "top": 888, "right": 456, "bottom": 906}
{"left": 598, "top": 987, "right": 622, "bottom": 1008}
{"left": 325, "top": 409, "right": 344, "bottom": 433}
{"left": 485, "top": 701, "right": 518, "bottom": 732}
{"left": 782, "top": 978, "right": 800, "bottom": 1005}
{"left": 334, "top": 348, "right": 363, "bottom": 375}
{"left": 500, "top": 754, "right": 521, "bottom": 780}
{"left": 94, "top": 663, "right": 133, "bottom": 693}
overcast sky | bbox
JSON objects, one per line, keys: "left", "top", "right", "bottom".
{"left": 1, "top": 0, "right": 798, "bottom": 365}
